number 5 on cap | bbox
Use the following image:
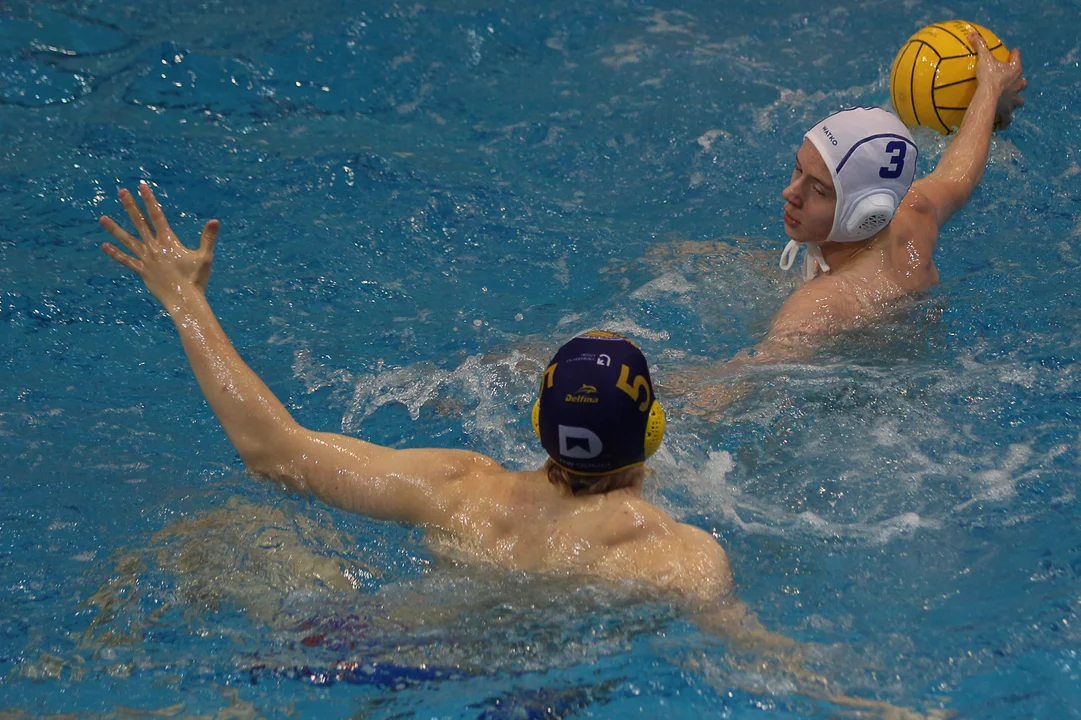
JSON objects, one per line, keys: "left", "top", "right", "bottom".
{"left": 616, "top": 364, "right": 651, "bottom": 411}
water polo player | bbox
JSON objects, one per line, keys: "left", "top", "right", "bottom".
{"left": 97, "top": 167, "right": 954, "bottom": 720}
{"left": 753, "top": 32, "right": 1026, "bottom": 360}
{"left": 96, "top": 189, "right": 736, "bottom": 607}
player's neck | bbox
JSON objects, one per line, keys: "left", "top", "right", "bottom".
{"left": 528, "top": 466, "right": 648, "bottom": 499}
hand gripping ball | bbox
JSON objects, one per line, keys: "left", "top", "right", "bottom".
{"left": 889, "top": 20, "right": 1011, "bottom": 134}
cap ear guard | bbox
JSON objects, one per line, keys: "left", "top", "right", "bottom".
{"left": 841, "top": 192, "right": 898, "bottom": 239}
{"left": 532, "top": 398, "right": 542, "bottom": 439}
{"left": 643, "top": 401, "right": 666, "bottom": 459}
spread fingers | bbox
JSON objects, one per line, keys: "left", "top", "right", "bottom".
{"left": 200, "top": 219, "right": 220, "bottom": 255}
{"left": 138, "top": 183, "right": 172, "bottom": 237}
{"left": 101, "top": 242, "right": 144, "bottom": 274}
{"left": 118, "top": 188, "right": 154, "bottom": 243}
{"left": 99, "top": 215, "right": 144, "bottom": 258}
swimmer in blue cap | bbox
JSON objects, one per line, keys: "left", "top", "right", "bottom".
{"left": 97, "top": 189, "right": 735, "bottom": 608}
{"left": 533, "top": 330, "right": 667, "bottom": 483}
{"left": 751, "top": 33, "right": 1026, "bottom": 362}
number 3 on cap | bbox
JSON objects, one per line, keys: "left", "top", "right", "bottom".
{"left": 616, "top": 364, "right": 651, "bottom": 411}
{"left": 879, "top": 141, "right": 907, "bottom": 179}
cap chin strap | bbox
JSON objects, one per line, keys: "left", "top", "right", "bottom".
{"left": 779, "top": 240, "right": 831, "bottom": 282}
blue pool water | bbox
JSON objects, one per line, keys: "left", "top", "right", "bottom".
{"left": 2, "top": 0, "right": 1080, "bottom": 717}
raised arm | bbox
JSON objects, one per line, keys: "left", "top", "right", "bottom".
{"left": 99, "top": 184, "right": 502, "bottom": 525}
{"left": 908, "top": 32, "right": 1026, "bottom": 228}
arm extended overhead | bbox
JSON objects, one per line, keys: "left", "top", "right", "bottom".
{"left": 99, "top": 184, "right": 502, "bottom": 526}
{"left": 907, "top": 32, "right": 1026, "bottom": 229}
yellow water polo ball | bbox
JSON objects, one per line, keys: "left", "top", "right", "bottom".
{"left": 889, "top": 20, "right": 1011, "bottom": 134}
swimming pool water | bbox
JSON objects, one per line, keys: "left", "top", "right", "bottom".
{"left": 2, "top": 0, "right": 1080, "bottom": 717}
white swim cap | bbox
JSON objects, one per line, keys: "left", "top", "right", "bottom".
{"left": 805, "top": 106, "right": 918, "bottom": 243}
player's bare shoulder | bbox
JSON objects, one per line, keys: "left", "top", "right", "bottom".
{"left": 603, "top": 499, "right": 735, "bottom": 599}
{"left": 880, "top": 189, "right": 942, "bottom": 289}
{"left": 673, "top": 522, "right": 734, "bottom": 596}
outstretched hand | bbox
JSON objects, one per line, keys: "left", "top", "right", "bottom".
{"left": 969, "top": 31, "right": 1027, "bottom": 130}
{"left": 100, "top": 184, "right": 220, "bottom": 306}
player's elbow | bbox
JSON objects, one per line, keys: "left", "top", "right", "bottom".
{"left": 231, "top": 421, "right": 307, "bottom": 479}
{"left": 911, "top": 177, "right": 973, "bottom": 226}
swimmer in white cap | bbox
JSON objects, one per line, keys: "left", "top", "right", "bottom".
{"left": 778, "top": 106, "right": 919, "bottom": 281}
{"left": 753, "top": 33, "right": 1025, "bottom": 363}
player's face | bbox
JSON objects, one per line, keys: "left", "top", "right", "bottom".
{"left": 781, "top": 140, "right": 836, "bottom": 243}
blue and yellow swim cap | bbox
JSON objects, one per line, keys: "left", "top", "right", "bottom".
{"left": 532, "top": 331, "right": 666, "bottom": 475}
